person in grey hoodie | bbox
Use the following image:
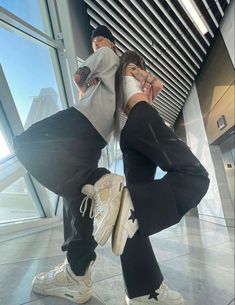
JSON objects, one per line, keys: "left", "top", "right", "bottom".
{"left": 13, "top": 25, "right": 124, "bottom": 304}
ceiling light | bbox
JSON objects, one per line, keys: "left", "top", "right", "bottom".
{"left": 179, "top": 0, "right": 208, "bottom": 35}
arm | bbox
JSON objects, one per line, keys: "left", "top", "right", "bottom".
{"left": 73, "top": 68, "right": 100, "bottom": 97}
{"left": 125, "top": 63, "right": 163, "bottom": 102}
{"left": 74, "top": 47, "right": 118, "bottom": 97}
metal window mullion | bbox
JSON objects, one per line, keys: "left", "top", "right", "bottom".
{"left": 0, "top": 6, "right": 62, "bottom": 49}
{"left": 0, "top": 65, "right": 24, "bottom": 137}
{"left": 0, "top": 156, "right": 26, "bottom": 192}
{"left": 24, "top": 174, "right": 46, "bottom": 218}
{"left": 0, "top": 62, "right": 53, "bottom": 219}
{"left": 47, "top": 0, "right": 75, "bottom": 109}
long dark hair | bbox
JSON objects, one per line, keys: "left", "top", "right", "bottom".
{"left": 114, "top": 50, "right": 146, "bottom": 137}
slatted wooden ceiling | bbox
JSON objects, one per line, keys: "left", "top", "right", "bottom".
{"left": 84, "top": 0, "right": 230, "bottom": 126}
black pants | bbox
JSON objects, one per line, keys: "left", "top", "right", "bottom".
{"left": 119, "top": 102, "right": 209, "bottom": 298}
{"left": 13, "top": 107, "right": 109, "bottom": 275}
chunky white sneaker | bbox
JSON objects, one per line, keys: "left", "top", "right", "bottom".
{"left": 32, "top": 260, "right": 92, "bottom": 304}
{"left": 112, "top": 187, "right": 139, "bottom": 256}
{"left": 81, "top": 173, "right": 124, "bottom": 246}
{"left": 125, "top": 283, "right": 185, "bottom": 305}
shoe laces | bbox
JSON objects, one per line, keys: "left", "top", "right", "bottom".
{"left": 80, "top": 184, "right": 102, "bottom": 219}
{"left": 157, "top": 282, "right": 169, "bottom": 296}
{"left": 160, "top": 283, "right": 168, "bottom": 290}
{"left": 47, "top": 262, "right": 73, "bottom": 283}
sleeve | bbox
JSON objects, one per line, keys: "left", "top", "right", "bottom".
{"left": 74, "top": 47, "right": 118, "bottom": 85}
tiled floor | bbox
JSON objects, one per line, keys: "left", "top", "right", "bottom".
{"left": 0, "top": 216, "right": 234, "bottom": 305}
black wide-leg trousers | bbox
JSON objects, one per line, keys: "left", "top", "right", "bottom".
{"left": 13, "top": 107, "right": 109, "bottom": 275}
{"left": 120, "top": 102, "right": 210, "bottom": 298}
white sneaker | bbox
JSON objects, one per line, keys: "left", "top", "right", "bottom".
{"left": 32, "top": 260, "right": 92, "bottom": 304}
{"left": 112, "top": 187, "right": 139, "bottom": 256}
{"left": 81, "top": 173, "right": 124, "bottom": 246}
{"left": 125, "top": 283, "right": 185, "bottom": 305}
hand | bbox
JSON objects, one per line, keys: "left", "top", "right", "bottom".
{"left": 143, "top": 79, "right": 163, "bottom": 103}
{"left": 74, "top": 77, "right": 100, "bottom": 96}
{"left": 141, "top": 74, "right": 158, "bottom": 103}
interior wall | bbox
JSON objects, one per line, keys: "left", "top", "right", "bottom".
{"left": 220, "top": 0, "right": 235, "bottom": 68}
{"left": 181, "top": 4, "right": 235, "bottom": 226}
{"left": 195, "top": 32, "right": 235, "bottom": 144}
{"left": 183, "top": 84, "right": 225, "bottom": 226}
{"left": 55, "top": 0, "right": 93, "bottom": 106}
{"left": 174, "top": 111, "right": 187, "bottom": 143}
{"left": 68, "top": 0, "right": 92, "bottom": 60}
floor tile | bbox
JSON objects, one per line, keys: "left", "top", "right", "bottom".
{"left": 93, "top": 274, "right": 126, "bottom": 305}
{"left": 160, "top": 255, "right": 234, "bottom": 305}
{"left": 0, "top": 216, "right": 234, "bottom": 305}
{"left": 228, "top": 298, "right": 235, "bottom": 305}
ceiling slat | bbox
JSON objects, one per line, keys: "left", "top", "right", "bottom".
{"left": 153, "top": 0, "right": 204, "bottom": 61}
{"left": 87, "top": 9, "right": 190, "bottom": 100}
{"left": 166, "top": 0, "right": 210, "bottom": 48}
{"left": 85, "top": 0, "right": 229, "bottom": 127}
{"left": 142, "top": 0, "right": 202, "bottom": 65}
{"left": 201, "top": 0, "right": 219, "bottom": 27}
{"left": 214, "top": 0, "right": 224, "bottom": 16}
{"left": 178, "top": 0, "right": 213, "bottom": 41}
{"left": 130, "top": 0, "right": 199, "bottom": 72}
{"left": 118, "top": 0, "right": 195, "bottom": 84}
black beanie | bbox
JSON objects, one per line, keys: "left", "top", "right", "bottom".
{"left": 92, "top": 25, "right": 115, "bottom": 43}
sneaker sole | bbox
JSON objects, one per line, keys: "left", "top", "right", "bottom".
{"left": 32, "top": 285, "right": 92, "bottom": 304}
{"left": 125, "top": 296, "right": 185, "bottom": 305}
{"left": 95, "top": 177, "right": 124, "bottom": 246}
{"left": 112, "top": 188, "right": 131, "bottom": 256}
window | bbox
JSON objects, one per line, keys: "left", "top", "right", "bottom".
{"left": 0, "top": 1, "right": 69, "bottom": 223}
{"left": 0, "top": 26, "right": 67, "bottom": 129}
{"left": 0, "top": 176, "right": 41, "bottom": 223}
{"left": 0, "top": 129, "right": 11, "bottom": 161}
{"left": 0, "top": 0, "right": 52, "bottom": 36}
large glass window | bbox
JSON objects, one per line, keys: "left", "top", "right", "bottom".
{"left": 0, "top": 0, "right": 52, "bottom": 36}
{"left": 0, "top": 129, "right": 11, "bottom": 160}
{"left": 0, "top": 1, "right": 69, "bottom": 223}
{"left": 0, "top": 176, "right": 41, "bottom": 223}
{"left": 46, "top": 188, "right": 58, "bottom": 214}
{"left": 0, "top": 25, "right": 67, "bottom": 129}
